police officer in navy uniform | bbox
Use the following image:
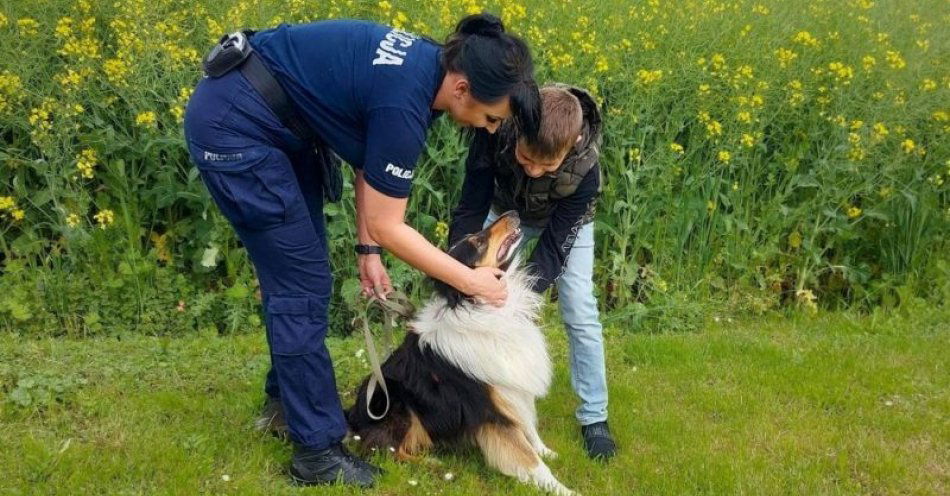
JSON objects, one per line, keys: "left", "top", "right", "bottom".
{"left": 183, "top": 13, "right": 540, "bottom": 487}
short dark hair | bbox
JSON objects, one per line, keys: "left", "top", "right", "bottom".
{"left": 442, "top": 12, "right": 541, "bottom": 141}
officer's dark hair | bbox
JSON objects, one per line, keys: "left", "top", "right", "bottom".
{"left": 442, "top": 12, "right": 541, "bottom": 141}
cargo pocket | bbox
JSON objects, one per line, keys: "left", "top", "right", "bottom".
{"left": 266, "top": 294, "right": 321, "bottom": 356}
{"left": 190, "top": 144, "right": 299, "bottom": 230}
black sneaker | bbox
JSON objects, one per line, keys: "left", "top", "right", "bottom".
{"left": 254, "top": 396, "right": 288, "bottom": 440}
{"left": 581, "top": 421, "right": 617, "bottom": 460}
{"left": 289, "top": 443, "right": 380, "bottom": 487}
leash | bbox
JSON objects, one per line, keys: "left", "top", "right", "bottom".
{"left": 357, "top": 290, "right": 415, "bottom": 420}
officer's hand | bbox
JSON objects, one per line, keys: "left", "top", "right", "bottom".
{"left": 466, "top": 267, "right": 507, "bottom": 307}
{"left": 358, "top": 254, "right": 393, "bottom": 300}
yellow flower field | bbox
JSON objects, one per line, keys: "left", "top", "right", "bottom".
{"left": 0, "top": 0, "right": 946, "bottom": 333}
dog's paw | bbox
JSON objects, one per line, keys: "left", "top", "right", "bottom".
{"left": 538, "top": 446, "right": 558, "bottom": 460}
{"left": 555, "top": 485, "right": 578, "bottom": 496}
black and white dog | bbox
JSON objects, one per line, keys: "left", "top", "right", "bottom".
{"left": 347, "top": 211, "right": 573, "bottom": 495}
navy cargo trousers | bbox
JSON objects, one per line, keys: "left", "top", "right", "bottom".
{"left": 183, "top": 69, "right": 347, "bottom": 450}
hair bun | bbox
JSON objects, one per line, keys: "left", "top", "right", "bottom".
{"left": 456, "top": 12, "right": 505, "bottom": 37}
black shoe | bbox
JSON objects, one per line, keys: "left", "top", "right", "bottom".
{"left": 581, "top": 421, "right": 617, "bottom": 460}
{"left": 289, "top": 443, "right": 380, "bottom": 487}
{"left": 255, "top": 396, "right": 288, "bottom": 440}
{"left": 348, "top": 450, "right": 385, "bottom": 476}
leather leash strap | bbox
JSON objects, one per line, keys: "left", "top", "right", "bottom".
{"left": 359, "top": 290, "right": 414, "bottom": 420}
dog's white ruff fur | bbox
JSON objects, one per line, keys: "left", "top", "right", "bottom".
{"left": 412, "top": 259, "right": 552, "bottom": 397}
{"left": 411, "top": 258, "right": 574, "bottom": 495}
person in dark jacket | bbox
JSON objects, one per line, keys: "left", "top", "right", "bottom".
{"left": 449, "top": 84, "right": 616, "bottom": 460}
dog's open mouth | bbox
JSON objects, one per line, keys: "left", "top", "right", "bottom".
{"left": 496, "top": 228, "right": 523, "bottom": 266}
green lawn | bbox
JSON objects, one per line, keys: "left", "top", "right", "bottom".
{"left": 1, "top": 308, "right": 947, "bottom": 495}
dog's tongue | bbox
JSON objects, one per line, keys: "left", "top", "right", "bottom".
{"left": 497, "top": 238, "right": 512, "bottom": 262}
{"left": 497, "top": 230, "right": 522, "bottom": 263}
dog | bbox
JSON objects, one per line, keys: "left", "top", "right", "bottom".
{"left": 346, "top": 210, "right": 574, "bottom": 495}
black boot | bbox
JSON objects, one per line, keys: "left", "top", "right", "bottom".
{"left": 289, "top": 442, "right": 380, "bottom": 487}
{"left": 581, "top": 421, "right": 617, "bottom": 460}
{"left": 255, "top": 396, "right": 288, "bottom": 440}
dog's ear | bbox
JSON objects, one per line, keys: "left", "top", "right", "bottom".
{"left": 432, "top": 239, "right": 482, "bottom": 309}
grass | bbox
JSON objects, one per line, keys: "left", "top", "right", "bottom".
{"left": 1, "top": 307, "right": 947, "bottom": 495}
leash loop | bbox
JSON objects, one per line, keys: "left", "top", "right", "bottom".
{"left": 358, "top": 291, "right": 414, "bottom": 421}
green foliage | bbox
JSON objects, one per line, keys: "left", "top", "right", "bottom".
{"left": 3, "top": 372, "right": 88, "bottom": 410}
{"left": 0, "top": 0, "right": 947, "bottom": 336}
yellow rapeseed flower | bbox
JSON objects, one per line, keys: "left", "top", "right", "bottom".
{"left": 463, "top": 0, "right": 481, "bottom": 15}
{"left": 885, "top": 50, "right": 906, "bottom": 69}
{"left": 628, "top": 147, "right": 641, "bottom": 164}
{"left": 792, "top": 31, "right": 819, "bottom": 48}
{"left": 796, "top": 289, "right": 818, "bottom": 314}
{"left": 708, "top": 53, "right": 727, "bottom": 74}
{"left": 636, "top": 69, "right": 663, "bottom": 85}
{"left": 872, "top": 122, "right": 888, "bottom": 141}
{"left": 740, "top": 134, "right": 755, "bottom": 148}
{"left": 670, "top": 143, "right": 684, "bottom": 155}
{"left": 66, "top": 213, "right": 81, "bottom": 227}
{"left": 847, "top": 206, "right": 862, "bottom": 218}
{"left": 135, "top": 111, "right": 156, "bottom": 127}
{"left": 920, "top": 79, "right": 937, "bottom": 91}
{"left": 102, "top": 58, "right": 131, "bottom": 86}
{"left": 828, "top": 62, "right": 854, "bottom": 84}
{"left": 788, "top": 231, "right": 802, "bottom": 249}
{"left": 900, "top": 139, "right": 915, "bottom": 153}
{"left": 94, "top": 209, "right": 115, "bottom": 229}
{"left": 55, "top": 17, "right": 74, "bottom": 39}
{"left": 76, "top": 148, "right": 98, "bottom": 179}
{"left": 717, "top": 150, "right": 731, "bottom": 163}
{"left": 392, "top": 11, "right": 408, "bottom": 30}
{"left": 848, "top": 146, "right": 866, "bottom": 161}
{"left": 435, "top": 221, "right": 448, "bottom": 242}
{"left": 775, "top": 48, "right": 798, "bottom": 68}
{"left": 0, "top": 70, "right": 23, "bottom": 114}
{"left": 11, "top": 209, "right": 24, "bottom": 221}
{"left": 17, "top": 18, "right": 39, "bottom": 36}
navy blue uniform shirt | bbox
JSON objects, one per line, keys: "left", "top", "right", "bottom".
{"left": 250, "top": 20, "right": 444, "bottom": 198}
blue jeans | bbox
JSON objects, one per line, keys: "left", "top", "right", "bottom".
{"left": 184, "top": 70, "right": 347, "bottom": 450}
{"left": 484, "top": 210, "right": 608, "bottom": 425}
